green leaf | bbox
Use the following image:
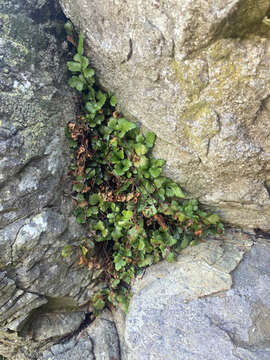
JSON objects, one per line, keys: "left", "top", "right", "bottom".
{"left": 144, "top": 180, "right": 155, "bottom": 194}
{"left": 64, "top": 21, "right": 73, "bottom": 35}
{"left": 166, "top": 252, "right": 175, "bottom": 263}
{"left": 149, "top": 167, "right": 162, "bottom": 178}
{"left": 115, "top": 179, "right": 132, "bottom": 194}
{"left": 166, "top": 183, "right": 185, "bottom": 198}
{"left": 204, "top": 214, "right": 220, "bottom": 225}
{"left": 89, "top": 194, "right": 100, "bottom": 205}
{"left": 111, "top": 149, "right": 124, "bottom": 163}
{"left": 61, "top": 245, "right": 72, "bottom": 258}
{"left": 113, "top": 159, "right": 131, "bottom": 176}
{"left": 110, "top": 95, "right": 117, "bottom": 107}
{"left": 157, "top": 188, "right": 165, "bottom": 201}
{"left": 111, "top": 278, "right": 120, "bottom": 289}
{"left": 122, "top": 210, "right": 133, "bottom": 220}
{"left": 81, "top": 246, "right": 88, "bottom": 256}
{"left": 116, "top": 294, "right": 130, "bottom": 314}
{"left": 84, "top": 67, "right": 95, "bottom": 81}
{"left": 94, "top": 220, "right": 105, "bottom": 231}
{"left": 93, "top": 298, "right": 105, "bottom": 311}
{"left": 133, "top": 155, "right": 149, "bottom": 169}
{"left": 77, "top": 32, "right": 84, "bottom": 56}
{"left": 114, "top": 253, "right": 126, "bottom": 271}
{"left": 143, "top": 205, "right": 157, "bottom": 217}
{"left": 117, "top": 118, "right": 136, "bottom": 138}
{"left": 80, "top": 56, "right": 89, "bottom": 70}
{"left": 67, "top": 61, "right": 81, "bottom": 72}
{"left": 85, "top": 168, "right": 96, "bottom": 179}
{"left": 151, "top": 159, "right": 165, "bottom": 167}
{"left": 154, "top": 177, "right": 167, "bottom": 188}
{"left": 112, "top": 227, "right": 122, "bottom": 240}
{"left": 175, "top": 212, "right": 186, "bottom": 222}
{"left": 138, "top": 238, "right": 145, "bottom": 251}
{"left": 86, "top": 206, "right": 99, "bottom": 217}
{"left": 73, "top": 53, "right": 81, "bottom": 62}
{"left": 179, "top": 234, "right": 191, "bottom": 249}
{"left": 85, "top": 101, "right": 97, "bottom": 114}
{"left": 145, "top": 132, "right": 156, "bottom": 148}
{"left": 108, "top": 117, "right": 118, "bottom": 129}
{"left": 134, "top": 143, "right": 148, "bottom": 156}
{"left": 73, "top": 183, "right": 83, "bottom": 192}
{"left": 76, "top": 213, "right": 86, "bottom": 224}
{"left": 166, "top": 235, "right": 177, "bottom": 247}
{"left": 136, "top": 134, "right": 145, "bottom": 143}
{"left": 68, "top": 76, "right": 84, "bottom": 91}
{"left": 96, "top": 90, "right": 107, "bottom": 107}
{"left": 138, "top": 254, "right": 154, "bottom": 267}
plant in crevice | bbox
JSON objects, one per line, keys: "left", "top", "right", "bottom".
{"left": 63, "top": 26, "right": 224, "bottom": 313}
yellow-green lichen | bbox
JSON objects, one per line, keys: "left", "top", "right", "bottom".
{"left": 171, "top": 60, "right": 207, "bottom": 101}
{"left": 180, "top": 102, "right": 219, "bottom": 156}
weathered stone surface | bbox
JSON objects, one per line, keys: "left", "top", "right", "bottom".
{"left": 116, "top": 232, "right": 270, "bottom": 360}
{"left": 86, "top": 310, "right": 120, "bottom": 360}
{"left": 0, "top": 0, "right": 101, "bottom": 358}
{"left": 59, "top": 0, "right": 270, "bottom": 230}
{"left": 39, "top": 310, "right": 120, "bottom": 360}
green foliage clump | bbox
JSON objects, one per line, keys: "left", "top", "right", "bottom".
{"left": 64, "top": 29, "right": 224, "bottom": 313}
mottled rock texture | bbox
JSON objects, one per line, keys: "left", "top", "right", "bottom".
{"left": 0, "top": 0, "right": 103, "bottom": 358}
{"left": 117, "top": 231, "right": 270, "bottom": 360}
{"left": 39, "top": 310, "right": 120, "bottom": 360}
{"left": 59, "top": 0, "right": 270, "bottom": 230}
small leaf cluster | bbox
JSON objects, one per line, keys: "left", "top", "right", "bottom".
{"left": 65, "top": 30, "right": 224, "bottom": 313}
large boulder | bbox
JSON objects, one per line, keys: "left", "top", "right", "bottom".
{"left": 114, "top": 231, "right": 270, "bottom": 360}
{"left": 59, "top": 0, "right": 270, "bottom": 231}
{"left": 0, "top": 0, "right": 103, "bottom": 358}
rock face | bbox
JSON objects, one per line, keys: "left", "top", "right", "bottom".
{"left": 39, "top": 310, "right": 120, "bottom": 360}
{"left": 116, "top": 231, "right": 270, "bottom": 360}
{"left": 1, "top": 0, "right": 270, "bottom": 359}
{"left": 59, "top": 0, "right": 270, "bottom": 231}
{"left": 0, "top": 0, "right": 103, "bottom": 358}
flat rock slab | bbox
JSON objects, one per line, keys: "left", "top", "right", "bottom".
{"left": 121, "top": 232, "right": 270, "bottom": 360}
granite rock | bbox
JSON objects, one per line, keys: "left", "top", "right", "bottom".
{"left": 59, "top": 0, "right": 270, "bottom": 230}
{"left": 118, "top": 231, "right": 270, "bottom": 360}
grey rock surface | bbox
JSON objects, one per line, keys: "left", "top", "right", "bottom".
{"left": 59, "top": 0, "right": 270, "bottom": 230}
{"left": 118, "top": 231, "right": 270, "bottom": 360}
{"left": 39, "top": 310, "right": 120, "bottom": 360}
{"left": 0, "top": 0, "right": 102, "bottom": 358}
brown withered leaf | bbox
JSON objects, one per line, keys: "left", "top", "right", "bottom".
{"left": 78, "top": 201, "right": 88, "bottom": 208}
{"left": 77, "top": 145, "right": 86, "bottom": 158}
{"left": 68, "top": 122, "right": 76, "bottom": 131}
{"left": 113, "top": 111, "right": 120, "bottom": 118}
{"left": 194, "top": 229, "right": 203, "bottom": 237}
{"left": 82, "top": 185, "right": 91, "bottom": 193}
{"left": 66, "top": 35, "right": 77, "bottom": 47}
{"left": 126, "top": 193, "right": 134, "bottom": 201}
{"left": 132, "top": 154, "right": 139, "bottom": 162}
{"left": 72, "top": 199, "right": 78, "bottom": 206}
{"left": 78, "top": 256, "right": 87, "bottom": 266}
{"left": 154, "top": 214, "right": 167, "bottom": 230}
{"left": 77, "top": 163, "right": 85, "bottom": 176}
{"left": 87, "top": 261, "right": 94, "bottom": 270}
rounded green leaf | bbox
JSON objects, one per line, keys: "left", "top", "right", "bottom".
{"left": 67, "top": 61, "right": 81, "bottom": 72}
{"left": 110, "top": 95, "right": 117, "bottom": 107}
{"left": 134, "top": 143, "right": 148, "bottom": 156}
